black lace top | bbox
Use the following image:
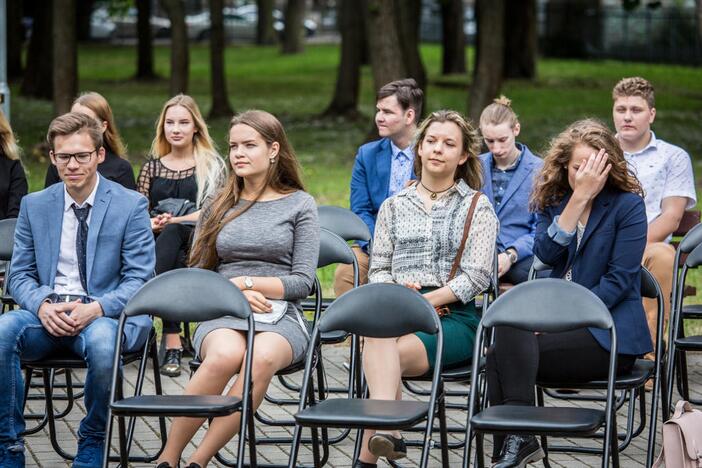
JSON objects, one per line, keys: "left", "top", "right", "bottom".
{"left": 137, "top": 158, "right": 198, "bottom": 210}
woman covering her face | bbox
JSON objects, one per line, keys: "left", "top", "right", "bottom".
{"left": 356, "top": 110, "right": 498, "bottom": 468}
{"left": 485, "top": 119, "right": 652, "bottom": 467}
{"left": 156, "top": 110, "right": 319, "bottom": 468}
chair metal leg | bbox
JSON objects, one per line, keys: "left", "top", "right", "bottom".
{"left": 476, "top": 433, "right": 485, "bottom": 468}
{"left": 438, "top": 397, "right": 450, "bottom": 468}
{"left": 118, "top": 416, "right": 129, "bottom": 468}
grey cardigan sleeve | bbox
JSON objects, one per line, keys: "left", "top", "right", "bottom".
{"left": 280, "top": 196, "right": 320, "bottom": 301}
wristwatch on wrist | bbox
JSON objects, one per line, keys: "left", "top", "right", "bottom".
{"left": 243, "top": 276, "right": 254, "bottom": 290}
{"left": 506, "top": 249, "right": 518, "bottom": 265}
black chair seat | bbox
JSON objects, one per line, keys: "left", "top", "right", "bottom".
{"left": 294, "top": 398, "right": 430, "bottom": 429}
{"left": 539, "top": 359, "right": 654, "bottom": 390}
{"left": 471, "top": 405, "right": 605, "bottom": 436}
{"left": 23, "top": 349, "right": 144, "bottom": 369}
{"left": 321, "top": 329, "right": 348, "bottom": 343}
{"left": 681, "top": 303, "right": 702, "bottom": 319}
{"left": 111, "top": 394, "right": 242, "bottom": 417}
{"left": 675, "top": 335, "right": 702, "bottom": 350}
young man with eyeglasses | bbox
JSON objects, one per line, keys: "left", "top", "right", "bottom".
{"left": 0, "top": 112, "right": 154, "bottom": 467}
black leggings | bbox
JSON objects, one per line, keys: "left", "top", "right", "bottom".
{"left": 155, "top": 223, "right": 194, "bottom": 335}
{"left": 486, "top": 326, "right": 637, "bottom": 456}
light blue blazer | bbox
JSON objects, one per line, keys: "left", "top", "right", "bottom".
{"left": 480, "top": 144, "right": 543, "bottom": 260}
{"left": 8, "top": 175, "right": 155, "bottom": 351}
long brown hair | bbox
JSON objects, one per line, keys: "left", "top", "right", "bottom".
{"left": 189, "top": 110, "right": 305, "bottom": 269}
{"left": 530, "top": 118, "right": 643, "bottom": 211}
{"left": 73, "top": 92, "right": 127, "bottom": 158}
{"left": 413, "top": 110, "right": 482, "bottom": 191}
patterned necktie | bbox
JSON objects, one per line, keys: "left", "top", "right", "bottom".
{"left": 71, "top": 203, "right": 91, "bottom": 292}
{"left": 390, "top": 151, "right": 409, "bottom": 196}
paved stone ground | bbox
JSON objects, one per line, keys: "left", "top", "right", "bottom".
{"left": 22, "top": 346, "right": 702, "bottom": 467}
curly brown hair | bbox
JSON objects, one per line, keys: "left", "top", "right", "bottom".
{"left": 413, "top": 109, "right": 482, "bottom": 191}
{"left": 612, "top": 77, "right": 655, "bottom": 108}
{"left": 530, "top": 119, "right": 643, "bottom": 211}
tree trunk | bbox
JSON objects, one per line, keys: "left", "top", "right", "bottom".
{"left": 21, "top": 5, "right": 54, "bottom": 99}
{"left": 7, "top": 0, "right": 24, "bottom": 80}
{"left": 543, "top": 0, "right": 600, "bottom": 58}
{"left": 503, "top": 0, "right": 537, "bottom": 79}
{"left": 696, "top": 0, "right": 702, "bottom": 48}
{"left": 364, "top": 0, "right": 407, "bottom": 140}
{"left": 75, "top": 0, "right": 95, "bottom": 41}
{"left": 322, "top": 0, "right": 364, "bottom": 118}
{"left": 136, "top": 0, "right": 157, "bottom": 80}
{"left": 468, "top": 0, "right": 505, "bottom": 123}
{"left": 440, "top": 0, "right": 466, "bottom": 75}
{"left": 281, "top": 0, "right": 305, "bottom": 54}
{"left": 209, "top": 0, "right": 234, "bottom": 118}
{"left": 394, "top": 0, "right": 426, "bottom": 93}
{"left": 53, "top": 0, "right": 78, "bottom": 115}
{"left": 161, "top": 0, "right": 189, "bottom": 95}
{"left": 256, "top": 0, "right": 277, "bottom": 45}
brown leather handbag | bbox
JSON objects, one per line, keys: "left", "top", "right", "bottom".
{"left": 436, "top": 193, "right": 481, "bottom": 318}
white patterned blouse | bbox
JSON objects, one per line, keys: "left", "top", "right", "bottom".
{"left": 368, "top": 179, "right": 498, "bottom": 303}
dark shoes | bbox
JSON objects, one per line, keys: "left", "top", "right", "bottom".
{"left": 353, "top": 461, "right": 378, "bottom": 468}
{"left": 368, "top": 433, "right": 407, "bottom": 461}
{"left": 156, "top": 462, "right": 200, "bottom": 468}
{"left": 160, "top": 348, "right": 183, "bottom": 377}
{"left": 492, "top": 435, "right": 545, "bottom": 468}
{"left": 72, "top": 437, "right": 104, "bottom": 468}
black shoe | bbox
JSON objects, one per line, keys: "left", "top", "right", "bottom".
{"left": 353, "top": 461, "right": 377, "bottom": 468}
{"left": 160, "top": 348, "right": 183, "bottom": 377}
{"left": 156, "top": 463, "right": 174, "bottom": 468}
{"left": 492, "top": 435, "right": 545, "bottom": 468}
{"left": 184, "top": 464, "right": 201, "bottom": 468}
{"left": 368, "top": 433, "right": 407, "bottom": 460}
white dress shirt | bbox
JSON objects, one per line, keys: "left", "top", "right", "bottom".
{"left": 623, "top": 132, "right": 696, "bottom": 241}
{"left": 54, "top": 178, "right": 100, "bottom": 296}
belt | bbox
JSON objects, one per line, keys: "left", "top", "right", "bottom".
{"left": 51, "top": 294, "right": 93, "bottom": 304}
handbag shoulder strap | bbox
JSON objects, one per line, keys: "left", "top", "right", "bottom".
{"left": 448, "top": 193, "right": 481, "bottom": 281}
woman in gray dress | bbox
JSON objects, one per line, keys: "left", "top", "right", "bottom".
{"left": 156, "top": 110, "right": 319, "bottom": 468}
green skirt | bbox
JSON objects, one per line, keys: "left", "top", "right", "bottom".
{"left": 414, "top": 288, "right": 480, "bottom": 370}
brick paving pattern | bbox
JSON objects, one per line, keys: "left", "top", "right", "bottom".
{"left": 22, "top": 346, "right": 702, "bottom": 467}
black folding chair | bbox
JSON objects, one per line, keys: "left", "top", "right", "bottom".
{"left": 0, "top": 217, "right": 17, "bottom": 312}
{"left": 666, "top": 239, "right": 702, "bottom": 418}
{"left": 106, "top": 268, "right": 256, "bottom": 468}
{"left": 533, "top": 268, "right": 665, "bottom": 467}
{"left": 288, "top": 282, "right": 449, "bottom": 468}
{"left": 464, "top": 279, "right": 621, "bottom": 468}
{"left": 666, "top": 223, "right": 702, "bottom": 413}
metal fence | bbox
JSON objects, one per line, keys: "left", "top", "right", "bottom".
{"left": 540, "top": 4, "right": 702, "bottom": 65}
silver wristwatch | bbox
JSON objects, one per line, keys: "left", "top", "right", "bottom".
{"left": 506, "top": 249, "right": 518, "bottom": 264}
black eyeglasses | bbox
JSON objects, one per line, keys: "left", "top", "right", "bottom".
{"left": 53, "top": 149, "right": 98, "bottom": 165}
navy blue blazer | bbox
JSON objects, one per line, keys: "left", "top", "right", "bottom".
{"left": 533, "top": 187, "right": 653, "bottom": 356}
{"left": 349, "top": 137, "right": 416, "bottom": 249}
{"left": 480, "top": 144, "right": 542, "bottom": 260}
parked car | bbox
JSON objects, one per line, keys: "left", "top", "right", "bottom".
{"left": 94, "top": 7, "right": 170, "bottom": 39}
{"left": 90, "top": 7, "right": 117, "bottom": 40}
{"left": 235, "top": 4, "right": 317, "bottom": 37}
{"left": 184, "top": 9, "right": 257, "bottom": 42}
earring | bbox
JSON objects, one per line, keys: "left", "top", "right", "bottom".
{"left": 270, "top": 158, "right": 276, "bottom": 164}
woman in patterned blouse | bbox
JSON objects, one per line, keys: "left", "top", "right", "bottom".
{"left": 356, "top": 110, "right": 498, "bottom": 467}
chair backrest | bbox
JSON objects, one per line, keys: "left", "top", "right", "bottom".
{"left": 685, "top": 241, "right": 702, "bottom": 269}
{"left": 482, "top": 278, "right": 613, "bottom": 333}
{"left": 677, "top": 221, "right": 702, "bottom": 255}
{"left": 123, "top": 268, "right": 252, "bottom": 322}
{"left": 640, "top": 266, "right": 659, "bottom": 299}
{"left": 318, "top": 282, "right": 439, "bottom": 337}
{"left": 0, "top": 218, "right": 17, "bottom": 261}
{"left": 673, "top": 210, "right": 701, "bottom": 239}
{"left": 318, "top": 205, "right": 371, "bottom": 243}
{"left": 318, "top": 228, "right": 355, "bottom": 268}
{"left": 527, "top": 256, "right": 552, "bottom": 281}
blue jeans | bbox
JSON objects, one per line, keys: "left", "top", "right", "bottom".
{"left": 0, "top": 310, "right": 122, "bottom": 450}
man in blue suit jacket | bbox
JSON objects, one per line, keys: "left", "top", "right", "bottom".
{"left": 480, "top": 144, "right": 542, "bottom": 284}
{"left": 334, "top": 79, "right": 423, "bottom": 296}
{"left": 0, "top": 113, "right": 154, "bottom": 468}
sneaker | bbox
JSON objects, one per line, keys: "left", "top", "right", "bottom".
{"left": 0, "top": 446, "right": 25, "bottom": 468}
{"left": 160, "top": 348, "right": 183, "bottom": 377}
{"left": 73, "top": 437, "right": 104, "bottom": 468}
{"left": 368, "top": 433, "right": 407, "bottom": 460}
{"left": 492, "top": 435, "right": 545, "bottom": 468}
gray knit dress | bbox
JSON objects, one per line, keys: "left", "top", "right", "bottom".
{"left": 192, "top": 191, "right": 320, "bottom": 364}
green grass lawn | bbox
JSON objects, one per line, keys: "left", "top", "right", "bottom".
{"left": 9, "top": 43, "right": 702, "bottom": 328}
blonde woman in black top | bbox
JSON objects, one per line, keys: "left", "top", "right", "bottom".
{"left": 0, "top": 110, "right": 27, "bottom": 220}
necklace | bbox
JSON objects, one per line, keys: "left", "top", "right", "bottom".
{"left": 419, "top": 180, "right": 454, "bottom": 200}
